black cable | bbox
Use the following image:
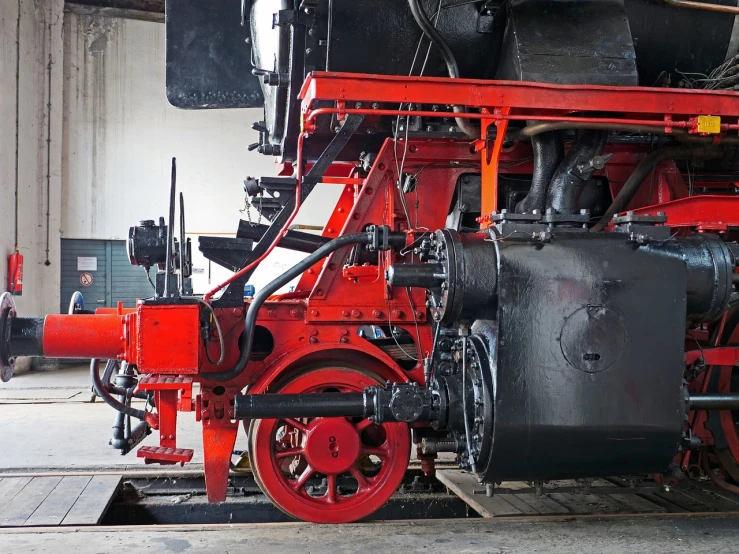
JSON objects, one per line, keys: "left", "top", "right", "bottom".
{"left": 205, "top": 232, "right": 374, "bottom": 382}
{"left": 91, "top": 359, "right": 147, "bottom": 420}
{"left": 407, "top": 0, "right": 478, "bottom": 138}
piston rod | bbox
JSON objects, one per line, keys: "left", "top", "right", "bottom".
{"left": 234, "top": 383, "right": 438, "bottom": 424}
{"left": 689, "top": 394, "right": 739, "bottom": 410}
{"left": 234, "top": 393, "right": 367, "bottom": 419}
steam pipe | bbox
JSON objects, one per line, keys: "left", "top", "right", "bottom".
{"left": 591, "top": 145, "right": 724, "bottom": 232}
{"left": 546, "top": 130, "right": 609, "bottom": 214}
{"left": 406, "top": 0, "right": 478, "bottom": 138}
{"left": 515, "top": 129, "right": 564, "bottom": 214}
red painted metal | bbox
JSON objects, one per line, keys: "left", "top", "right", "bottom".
{"left": 249, "top": 367, "right": 410, "bottom": 523}
{"left": 137, "top": 446, "right": 194, "bottom": 465}
{"left": 136, "top": 304, "right": 200, "bottom": 374}
{"left": 7, "top": 252, "right": 23, "bottom": 296}
{"left": 684, "top": 346, "right": 739, "bottom": 366}
{"left": 22, "top": 71, "right": 739, "bottom": 520}
{"left": 42, "top": 314, "right": 132, "bottom": 360}
{"left": 625, "top": 196, "right": 739, "bottom": 232}
{"left": 300, "top": 72, "right": 739, "bottom": 119}
{"left": 200, "top": 386, "right": 240, "bottom": 502}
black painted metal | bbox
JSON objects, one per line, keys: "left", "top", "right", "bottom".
{"left": 644, "top": 234, "right": 734, "bottom": 322}
{"left": 165, "top": 0, "right": 263, "bottom": 109}
{"left": 386, "top": 263, "right": 445, "bottom": 289}
{"left": 546, "top": 130, "right": 609, "bottom": 214}
{"left": 235, "top": 392, "right": 366, "bottom": 419}
{"left": 515, "top": 130, "right": 563, "bottom": 214}
{"left": 497, "top": 0, "right": 638, "bottom": 86}
{"left": 198, "top": 236, "right": 254, "bottom": 273}
{"left": 6, "top": 317, "right": 44, "bottom": 357}
{"left": 127, "top": 220, "right": 168, "bottom": 268}
{"left": 477, "top": 230, "right": 689, "bottom": 481}
{"left": 237, "top": 222, "right": 329, "bottom": 254}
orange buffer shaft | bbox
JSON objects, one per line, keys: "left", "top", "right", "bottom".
{"left": 43, "top": 314, "right": 135, "bottom": 360}
{"left": 4, "top": 314, "right": 136, "bottom": 363}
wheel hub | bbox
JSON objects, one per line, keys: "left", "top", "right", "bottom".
{"left": 303, "top": 417, "right": 360, "bottom": 475}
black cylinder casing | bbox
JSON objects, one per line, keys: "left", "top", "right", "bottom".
{"left": 424, "top": 228, "right": 736, "bottom": 483}
{"left": 128, "top": 220, "right": 168, "bottom": 267}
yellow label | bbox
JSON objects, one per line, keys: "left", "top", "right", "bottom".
{"left": 697, "top": 115, "right": 721, "bottom": 134}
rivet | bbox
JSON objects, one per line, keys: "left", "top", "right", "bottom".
{"left": 352, "top": 309, "right": 362, "bottom": 318}
{"left": 341, "top": 310, "right": 350, "bottom": 317}
{"left": 310, "top": 328, "right": 318, "bottom": 336}
{"left": 290, "top": 308, "right": 299, "bottom": 318}
{"left": 268, "top": 309, "right": 277, "bottom": 317}
{"left": 372, "top": 309, "right": 383, "bottom": 318}
{"left": 310, "top": 309, "right": 319, "bottom": 316}
{"left": 309, "top": 337, "right": 318, "bottom": 344}
{"left": 341, "top": 328, "right": 349, "bottom": 336}
{"left": 340, "top": 336, "right": 349, "bottom": 344}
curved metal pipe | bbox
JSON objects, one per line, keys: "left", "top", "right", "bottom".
{"left": 407, "top": 0, "right": 478, "bottom": 138}
{"left": 204, "top": 232, "right": 374, "bottom": 382}
{"left": 664, "top": 0, "right": 739, "bottom": 15}
{"left": 546, "top": 130, "right": 609, "bottom": 214}
{"left": 591, "top": 145, "right": 724, "bottom": 232}
{"left": 517, "top": 121, "right": 739, "bottom": 144}
{"left": 515, "top": 129, "right": 564, "bottom": 214}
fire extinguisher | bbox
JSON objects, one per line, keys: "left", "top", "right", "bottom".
{"left": 8, "top": 251, "right": 23, "bottom": 296}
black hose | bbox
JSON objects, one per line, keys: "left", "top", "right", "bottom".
{"left": 205, "top": 232, "right": 373, "bottom": 382}
{"left": 515, "top": 129, "right": 564, "bottom": 214}
{"left": 91, "top": 359, "right": 147, "bottom": 420}
{"left": 407, "top": 0, "right": 478, "bottom": 139}
{"left": 591, "top": 145, "right": 724, "bottom": 232}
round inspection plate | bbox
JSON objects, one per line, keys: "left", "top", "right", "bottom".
{"left": 0, "top": 292, "right": 17, "bottom": 382}
{"left": 560, "top": 304, "right": 626, "bottom": 374}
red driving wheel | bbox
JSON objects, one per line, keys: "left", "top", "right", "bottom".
{"left": 248, "top": 367, "right": 411, "bottom": 523}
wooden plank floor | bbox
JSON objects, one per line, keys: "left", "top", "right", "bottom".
{"left": 436, "top": 470, "right": 739, "bottom": 518}
{"left": 0, "top": 475, "right": 121, "bottom": 527}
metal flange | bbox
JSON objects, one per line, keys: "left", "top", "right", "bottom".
{"left": 0, "top": 292, "right": 17, "bottom": 382}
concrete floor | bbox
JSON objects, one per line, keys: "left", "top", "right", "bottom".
{"left": 0, "top": 366, "right": 249, "bottom": 469}
{"left": 3, "top": 368, "right": 739, "bottom": 552}
{"left": 0, "top": 516, "right": 738, "bottom": 553}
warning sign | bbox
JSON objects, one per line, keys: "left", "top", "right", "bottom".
{"left": 80, "top": 272, "right": 94, "bottom": 286}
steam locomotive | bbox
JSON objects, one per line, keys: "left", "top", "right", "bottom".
{"left": 2, "top": 0, "right": 739, "bottom": 523}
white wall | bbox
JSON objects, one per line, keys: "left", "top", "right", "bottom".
{"left": 0, "top": 0, "right": 64, "bottom": 317}
{"left": 62, "top": 13, "right": 342, "bottom": 296}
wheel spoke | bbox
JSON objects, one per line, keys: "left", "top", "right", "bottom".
{"left": 361, "top": 446, "right": 389, "bottom": 458}
{"left": 291, "top": 465, "right": 314, "bottom": 491}
{"left": 351, "top": 464, "right": 370, "bottom": 490}
{"left": 275, "top": 447, "right": 304, "bottom": 460}
{"left": 283, "top": 417, "right": 309, "bottom": 433}
{"left": 326, "top": 473, "right": 337, "bottom": 504}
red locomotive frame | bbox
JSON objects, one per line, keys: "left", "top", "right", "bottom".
{"left": 24, "top": 72, "right": 739, "bottom": 521}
